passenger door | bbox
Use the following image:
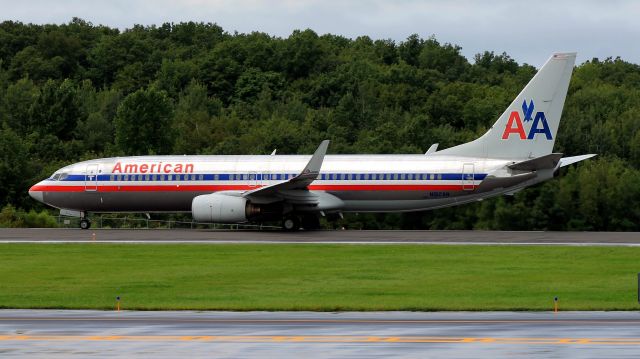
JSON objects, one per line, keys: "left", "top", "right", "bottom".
{"left": 84, "top": 164, "right": 98, "bottom": 191}
{"left": 462, "top": 163, "right": 475, "bottom": 191}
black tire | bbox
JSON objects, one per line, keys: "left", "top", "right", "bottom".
{"left": 282, "top": 216, "right": 300, "bottom": 231}
{"left": 80, "top": 219, "right": 91, "bottom": 230}
{"left": 301, "top": 215, "right": 321, "bottom": 230}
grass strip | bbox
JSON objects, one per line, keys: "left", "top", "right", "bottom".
{"left": 0, "top": 244, "right": 639, "bottom": 311}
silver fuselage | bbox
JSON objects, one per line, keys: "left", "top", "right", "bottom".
{"left": 29, "top": 154, "right": 547, "bottom": 214}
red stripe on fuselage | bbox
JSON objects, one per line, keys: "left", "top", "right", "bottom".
{"left": 30, "top": 184, "right": 476, "bottom": 192}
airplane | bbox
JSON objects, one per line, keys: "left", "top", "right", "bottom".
{"left": 29, "top": 52, "right": 595, "bottom": 231}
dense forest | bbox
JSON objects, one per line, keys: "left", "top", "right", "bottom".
{"left": 1, "top": 18, "right": 639, "bottom": 230}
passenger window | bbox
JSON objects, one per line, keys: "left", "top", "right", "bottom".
{"left": 214, "top": 174, "right": 219, "bottom": 181}
{"left": 437, "top": 174, "right": 442, "bottom": 180}
{"left": 110, "top": 175, "right": 114, "bottom": 181}
{"left": 198, "top": 174, "right": 203, "bottom": 180}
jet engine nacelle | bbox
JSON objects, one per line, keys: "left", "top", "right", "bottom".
{"left": 191, "top": 193, "right": 250, "bottom": 223}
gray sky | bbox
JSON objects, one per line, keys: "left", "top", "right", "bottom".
{"left": 2, "top": 0, "right": 638, "bottom": 66}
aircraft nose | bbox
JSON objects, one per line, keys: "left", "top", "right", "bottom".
{"left": 29, "top": 185, "right": 44, "bottom": 203}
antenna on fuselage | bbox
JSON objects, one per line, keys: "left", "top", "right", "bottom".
{"left": 425, "top": 143, "right": 438, "bottom": 155}
{"left": 271, "top": 149, "right": 277, "bottom": 155}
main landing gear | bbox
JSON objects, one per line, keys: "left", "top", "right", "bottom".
{"left": 282, "top": 214, "right": 321, "bottom": 231}
{"left": 282, "top": 216, "right": 300, "bottom": 231}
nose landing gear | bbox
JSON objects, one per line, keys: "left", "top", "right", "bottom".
{"left": 79, "top": 211, "right": 91, "bottom": 229}
{"left": 79, "top": 218, "right": 91, "bottom": 229}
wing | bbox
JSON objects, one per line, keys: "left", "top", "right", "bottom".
{"left": 243, "top": 140, "right": 331, "bottom": 204}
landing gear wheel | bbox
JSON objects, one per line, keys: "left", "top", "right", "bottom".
{"left": 301, "top": 215, "right": 321, "bottom": 230}
{"left": 282, "top": 216, "right": 300, "bottom": 231}
{"left": 80, "top": 218, "right": 91, "bottom": 230}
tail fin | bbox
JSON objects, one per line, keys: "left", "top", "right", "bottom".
{"left": 438, "top": 52, "right": 576, "bottom": 160}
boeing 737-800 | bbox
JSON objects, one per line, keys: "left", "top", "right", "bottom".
{"left": 29, "top": 52, "right": 594, "bottom": 230}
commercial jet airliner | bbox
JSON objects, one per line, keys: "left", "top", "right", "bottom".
{"left": 29, "top": 52, "right": 595, "bottom": 230}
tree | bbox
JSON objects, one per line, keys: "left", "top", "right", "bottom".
{"left": 28, "top": 78, "right": 82, "bottom": 140}
{"left": 114, "top": 87, "right": 174, "bottom": 155}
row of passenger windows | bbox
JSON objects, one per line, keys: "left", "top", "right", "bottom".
{"left": 319, "top": 173, "right": 443, "bottom": 181}
{"left": 105, "top": 173, "right": 446, "bottom": 182}
{"left": 109, "top": 174, "right": 205, "bottom": 182}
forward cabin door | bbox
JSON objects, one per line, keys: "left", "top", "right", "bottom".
{"left": 84, "top": 164, "right": 98, "bottom": 191}
{"left": 462, "top": 163, "right": 475, "bottom": 191}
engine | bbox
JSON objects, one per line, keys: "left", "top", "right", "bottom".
{"left": 191, "top": 193, "right": 281, "bottom": 223}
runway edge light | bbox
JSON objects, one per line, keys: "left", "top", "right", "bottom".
{"left": 554, "top": 297, "right": 558, "bottom": 314}
{"left": 116, "top": 296, "right": 121, "bottom": 312}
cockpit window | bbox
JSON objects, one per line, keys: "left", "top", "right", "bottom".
{"left": 50, "top": 172, "right": 69, "bottom": 181}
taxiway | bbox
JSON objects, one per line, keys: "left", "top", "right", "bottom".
{"left": 1, "top": 310, "right": 640, "bottom": 358}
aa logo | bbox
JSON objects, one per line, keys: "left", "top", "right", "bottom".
{"left": 501, "top": 99, "right": 552, "bottom": 140}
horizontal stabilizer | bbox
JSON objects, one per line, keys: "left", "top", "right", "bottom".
{"left": 508, "top": 153, "right": 563, "bottom": 171}
{"left": 559, "top": 154, "right": 597, "bottom": 167}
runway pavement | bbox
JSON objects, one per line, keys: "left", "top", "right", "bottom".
{"left": 1, "top": 310, "right": 640, "bottom": 358}
{"left": 0, "top": 228, "right": 639, "bottom": 245}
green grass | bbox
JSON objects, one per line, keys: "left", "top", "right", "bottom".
{"left": 1, "top": 244, "right": 639, "bottom": 311}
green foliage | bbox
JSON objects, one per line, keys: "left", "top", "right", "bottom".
{"left": 0, "top": 205, "right": 58, "bottom": 228}
{"left": 114, "top": 87, "right": 174, "bottom": 155}
{"left": 1, "top": 19, "right": 639, "bottom": 230}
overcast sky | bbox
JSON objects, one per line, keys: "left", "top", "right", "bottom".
{"left": 2, "top": 0, "right": 638, "bottom": 66}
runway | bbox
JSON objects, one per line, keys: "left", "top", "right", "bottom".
{"left": 0, "top": 228, "right": 639, "bottom": 245}
{"left": 2, "top": 310, "right": 640, "bottom": 358}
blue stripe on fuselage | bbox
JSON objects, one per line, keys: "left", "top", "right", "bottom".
{"left": 59, "top": 173, "right": 488, "bottom": 182}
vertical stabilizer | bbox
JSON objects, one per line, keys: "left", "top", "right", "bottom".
{"left": 437, "top": 53, "right": 576, "bottom": 160}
